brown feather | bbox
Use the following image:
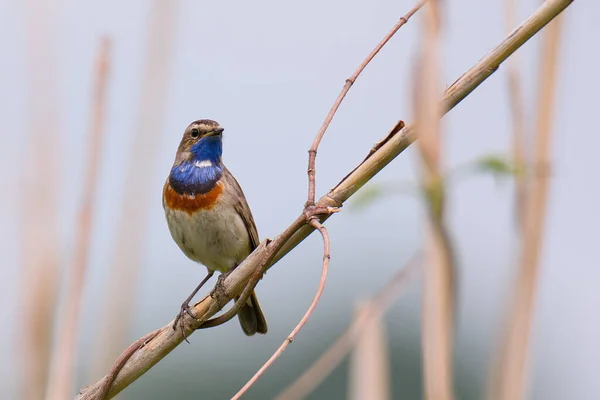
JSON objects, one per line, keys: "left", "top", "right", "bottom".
{"left": 222, "top": 166, "right": 260, "bottom": 250}
{"left": 222, "top": 166, "right": 267, "bottom": 335}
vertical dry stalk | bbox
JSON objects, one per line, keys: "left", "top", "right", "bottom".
{"left": 415, "top": 2, "right": 455, "bottom": 399}
{"left": 21, "top": 0, "right": 62, "bottom": 399}
{"left": 504, "top": 0, "right": 528, "bottom": 229}
{"left": 45, "top": 39, "right": 111, "bottom": 400}
{"left": 487, "top": 1, "right": 529, "bottom": 397}
{"left": 91, "top": 0, "right": 179, "bottom": 378}
{"left": 495, "top": 14, "right": 564, "bottom": 400}
{"left": 348, "top": 303, "right": 390, "bottom": 400}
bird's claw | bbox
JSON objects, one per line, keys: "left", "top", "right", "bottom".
{"left": 210, "top": 273, "right": 229, "bottom": 309}
{"left": 172, "top": 302, "right": 196, "bottom": 343}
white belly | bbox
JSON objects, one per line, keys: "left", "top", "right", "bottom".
{"left": 164, "top": 201, "right": 252, "bottom": 273}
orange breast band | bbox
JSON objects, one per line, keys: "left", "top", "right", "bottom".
{"left": 163, "top": 180, "right": 223, "bottom": 214}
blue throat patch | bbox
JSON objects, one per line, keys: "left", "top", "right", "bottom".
{"left": 169, "top": 136, "right": 223, "bottom": 195}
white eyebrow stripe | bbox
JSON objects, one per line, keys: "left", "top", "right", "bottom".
{"left": 195, "top": 160, "right": 213, "bottom": 168}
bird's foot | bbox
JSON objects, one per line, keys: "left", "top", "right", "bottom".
{"left": 172, "top": 302, "right": 196, "bottom": 343}
{"left": 210, "top": 272, "right": 230, "bottom": 309}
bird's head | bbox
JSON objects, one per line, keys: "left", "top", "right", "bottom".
{"left": 175, "top": 119, "right": 224, "bottom": 165}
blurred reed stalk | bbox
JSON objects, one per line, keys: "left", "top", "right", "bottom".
{"left": 91, "top": 0, "right": 179, "bottom": 378}
{"left": 276, "top": 254, "right": 420, "bottom": 400}
{"left": 21, "top": 0, "right": 62, "bottom": 399}
{"left": 45, "top": 39, "right": 111, "bottom": 400}
{"left": 486, "top": 0, "right": 529, "bottom": 397}
{"left": 415, "top": 1, "right": 456, "bottom": 399}
{"left": 504, "top": 0, "right": 529, "bottom": 230}
{"left": 494, "top": 11, "right": 565, "bottom": 400}
{"left": 348, "top": 303, "right": 391, "bottom": 400}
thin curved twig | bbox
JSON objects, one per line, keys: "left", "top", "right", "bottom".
{"left": 231, "top": 218, "right": 331, "bottom": 400}
{"left": 306, "top": 1, "right": 426, "bottom": 206}
{"left": 275, "top": 253, "right": 421, "bottom": 400}
{"left": 92, "top": 329, "right": 161, "bottom": 400}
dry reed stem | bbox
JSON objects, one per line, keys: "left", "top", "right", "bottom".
{"left": 415, "top": 2, "right": 455, "bottom": 399}
{"left": 45, "top": 38, "right": 111, "bottom": 400}
{"left": 91, "top": 0, "right": 179, "bottom": 378}
{"left": 486, "top": 1, "right": 530, "bottom": 397}
{"left": 347, "top": 305, "right": 391, "bottom": 400}
{"left": 275, "top": 254, "right": 420, "bottom": 400}
{"left": 495, "top": 11, "right": 565, "bottom": 400}
{"left": 21, "top": 0, "right": 62, "bottom": 398}
{"left": 231, "top": 219, "right": 331, "bottom": 400}
{"left": 75, "top": 1, "right": 573, "bottom": 397}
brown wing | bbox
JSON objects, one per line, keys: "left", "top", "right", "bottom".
{"left": 222, "top": 166, "right": 260, "bottom": 251}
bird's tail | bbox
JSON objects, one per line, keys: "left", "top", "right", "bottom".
{"left": 237, "top": 290, "right": 268, "bottom": 336}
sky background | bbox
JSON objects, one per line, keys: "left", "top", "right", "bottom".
{"left": 0, "top": 0, "right": 597, "bottom": 399}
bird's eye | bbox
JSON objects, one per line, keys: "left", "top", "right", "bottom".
{"left": 190, "top": 128, "right": 200, "bottom": 138}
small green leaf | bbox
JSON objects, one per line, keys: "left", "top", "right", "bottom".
{"left": 350, "top": 184, "right": 385, "bottom": 210}
{"left": 472, "top": 155, "right": 525, "bottom": 181}
{"left": 351, "top": 181, "right": 420, "bottom": 211}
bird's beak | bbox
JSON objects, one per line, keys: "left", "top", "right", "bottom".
{"left": 207, "top": 127, "right": 224, "bottom": 137}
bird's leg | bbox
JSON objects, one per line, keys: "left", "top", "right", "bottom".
{"left": 173, "top": 270, "right": 215, "bottom": 339}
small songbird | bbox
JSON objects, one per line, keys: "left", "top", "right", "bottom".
{"left": 162, "top": 119, "right": 267, "bottom": 336}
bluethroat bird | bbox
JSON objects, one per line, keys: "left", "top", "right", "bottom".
{"left": 163, "top": 119, "right": 268, "bottom": 336}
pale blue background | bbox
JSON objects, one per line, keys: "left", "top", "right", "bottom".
{"left": 0, "top": 0, "right": 597, "bottom": 399}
